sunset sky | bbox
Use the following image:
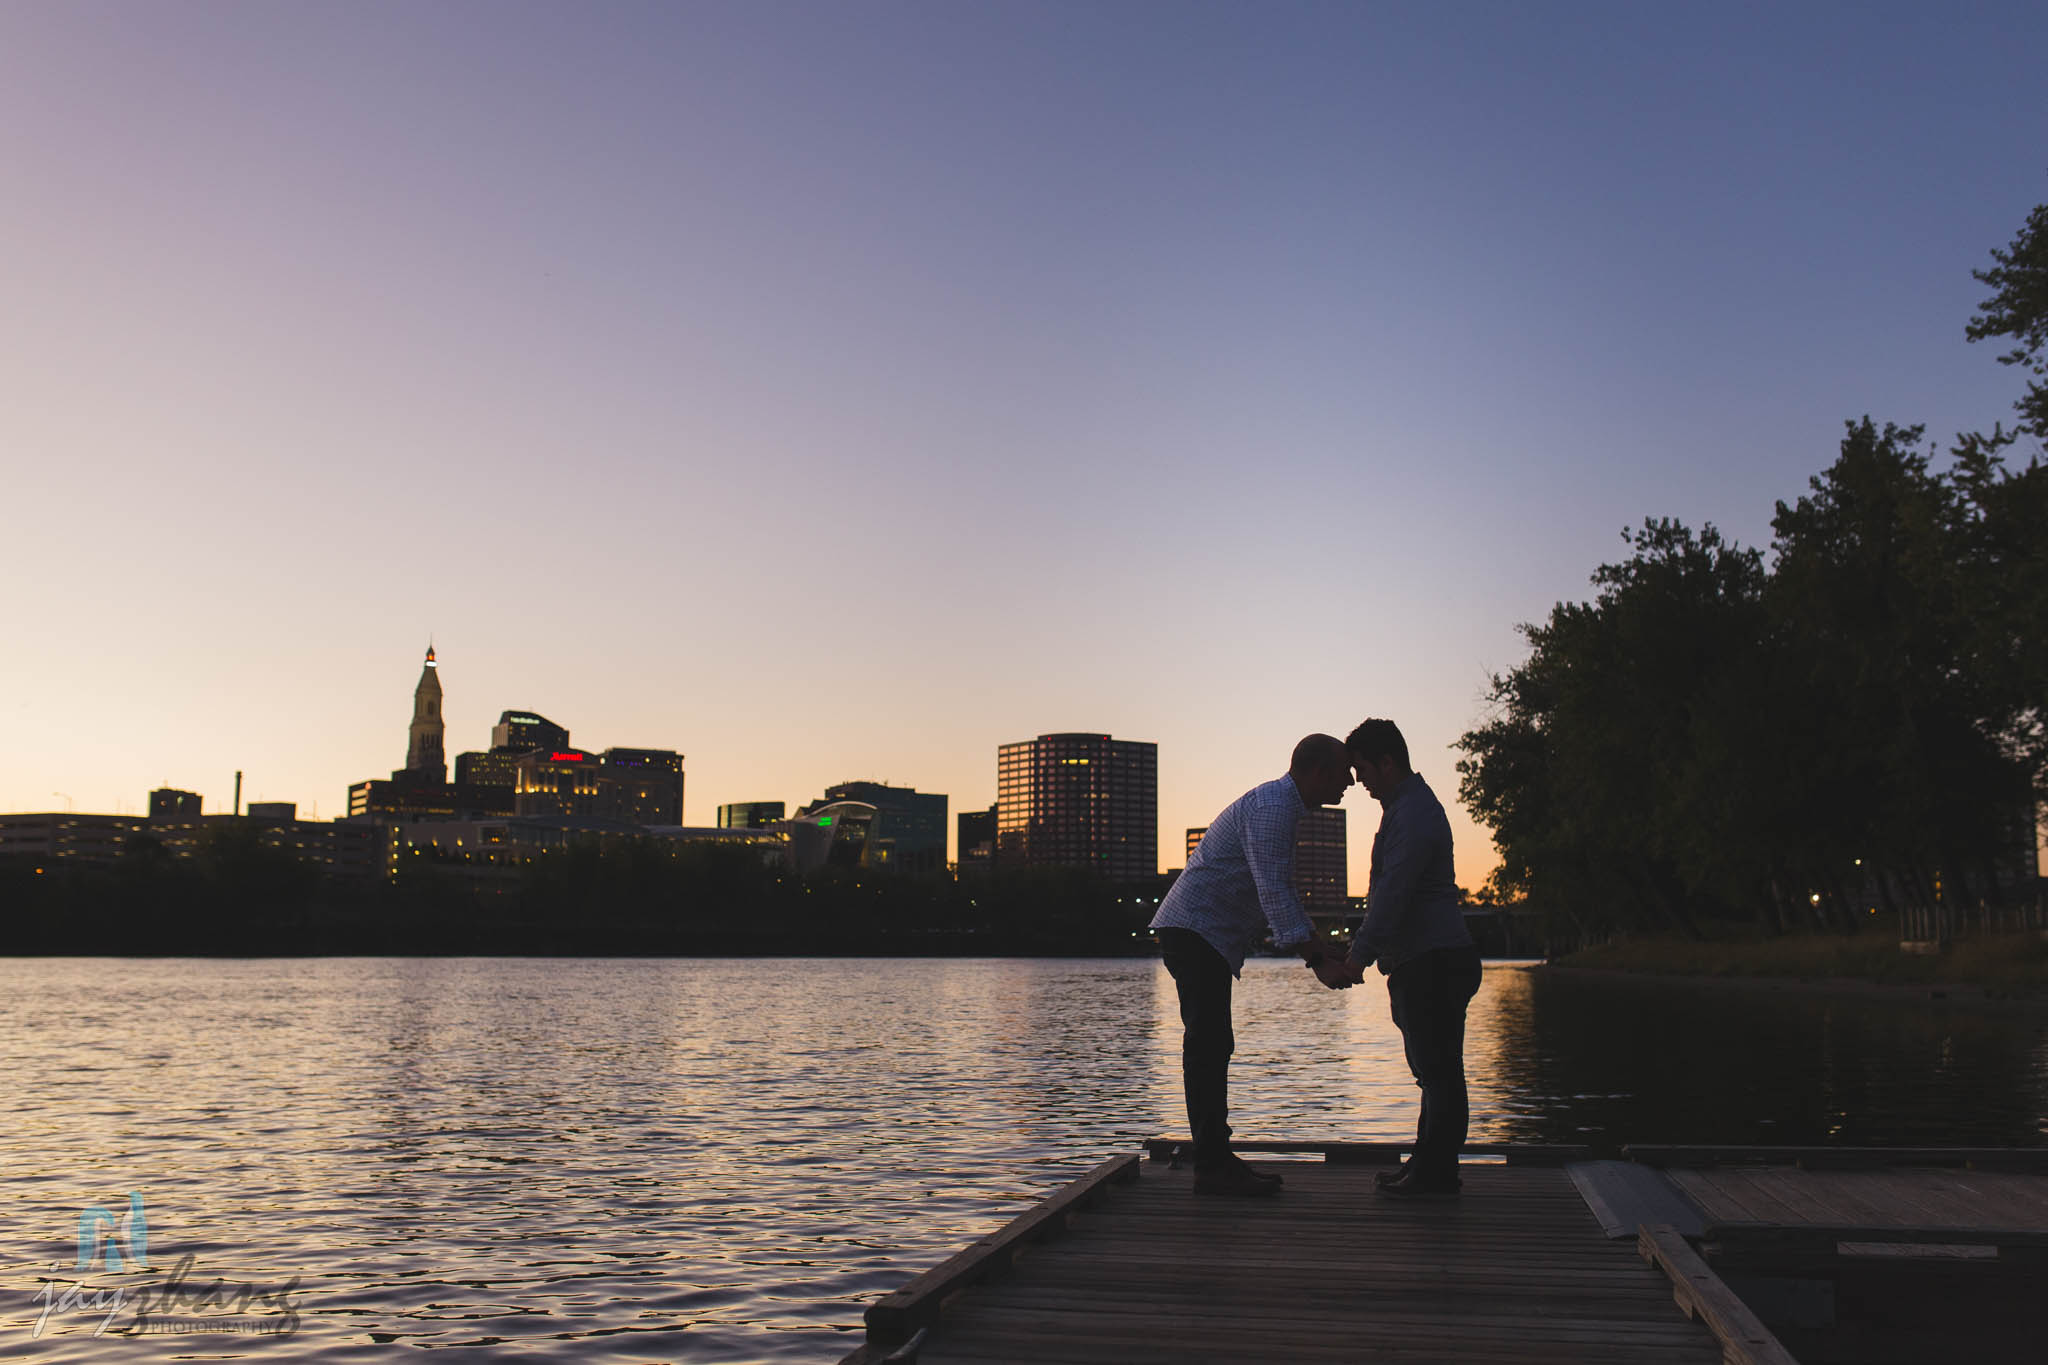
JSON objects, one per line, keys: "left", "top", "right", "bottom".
{"left": 5, "top": 2, "right": 2043, "bottom": 889}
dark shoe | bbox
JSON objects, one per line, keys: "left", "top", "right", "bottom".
{"left": 1194, "top": 1162, "right": 1282, "bottom": 1197}
{"left": 1228, "top": 1152, "right": 1283, "bottom": 1186}
{"left": 1377, "top": 1171, "right": 1460, "bottom": 1200}
{"left": 1373, "top": 1163, "right": 1411, "bottom": 1189}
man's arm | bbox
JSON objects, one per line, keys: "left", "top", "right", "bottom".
{"left": 1245, "top": 794, "right": 1315, "bottom": 953}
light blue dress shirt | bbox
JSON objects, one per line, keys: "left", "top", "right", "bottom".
{"left": 1150, "top": 774, "right": 1318, "bottom": 974}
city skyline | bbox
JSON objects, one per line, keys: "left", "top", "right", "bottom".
{"left": 7, "top": 4, "right": 2045, "bottom": 890}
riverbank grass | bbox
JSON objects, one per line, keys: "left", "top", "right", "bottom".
{"left": 1558, "top": 924, "right": 2048, "bottom": 991}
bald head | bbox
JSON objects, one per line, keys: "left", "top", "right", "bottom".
{"left": 1289, "top": 733, "right": 1352, "bottom": 807}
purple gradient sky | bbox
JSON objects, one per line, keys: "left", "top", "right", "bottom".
{"left": 5, "top": 3, "right": 2044, "bottom": 888}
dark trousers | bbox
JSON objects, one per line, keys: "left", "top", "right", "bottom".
{"left": 1386, "top": 944, "right": 1482, "bottom": 1185}
{"left": 1157, "top": 928, "right": 1234, "bottom": 1168}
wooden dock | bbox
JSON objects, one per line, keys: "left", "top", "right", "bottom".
{"left": 1625, "top": 1145, "right": 2048, "bottom": 1365}
{"left": 840, "top": 1144, "right": 1751, "bottom": 1364}
{"left": 839, "top": 1142, "right": 2048, "bottom": 1365}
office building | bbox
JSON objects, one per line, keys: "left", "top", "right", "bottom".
{"left": 492, "top": 711, "right": 570, "bottom": 754}
{"left": 453, "top": 748, "right": 522, "bottom": 791}
{"left": 388, "top": 816, "right": 785, "bottom": 885}
{"left": 798, "top": 781, "right": 947, "bottom": 874}
{"left": 455, "top": 710, "right": 571, "bottom": 804}
{"left": 246, "top": 802, "right": 297, "bottom": 823}
{"left": 1296, "top": 806, "right": 1348, "bottom": 912}
{"left": 506, "top": 748, "right": 683, "bottom": 825}
{"left": 957, "top": 806, "right": 996, "bottom": 875}
{"left": 148, "top": 815, "right": 381, "bottom": 882}
{"left": 515, "top": 749, "right": 604, "bottom": 819}
{"left": 0, "top": 813, "right": 138, "bottom": 866}
{"left": 1185, "top": 826, "right": 1206, "bottom": 866}
{"left": 0, "top": 812, "right": 378, "bottom": 883}
{"left": 995, "top": 733, "right": 1157, "bottom": 881}
{"left": 719, "top": 801, "right": 786, "bottom": 829}
{"left": 149, "top": 788, "right": 202, "bottom": 821}
{"left": 786, "top": 801, "right": 876, "bottom": 873}
{"left": 600, "top": 747, "right": 684, "bottom": 825}
{"left": 348, "top": 778, "right": 514, "bottom": 820}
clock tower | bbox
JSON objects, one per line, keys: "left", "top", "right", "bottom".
{"left": 400, "top": 646, "right": 447, "bottom": 783}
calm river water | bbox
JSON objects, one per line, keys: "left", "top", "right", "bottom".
{"left": 4, "top": 957, "right": 2044, "bottom": 1363}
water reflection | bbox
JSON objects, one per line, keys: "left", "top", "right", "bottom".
{"left": 1481, "top": 967, "right": 2048, "bottom": 1146}
{"left": 0, "top": 957, "right": 2041, "bottom": 1364}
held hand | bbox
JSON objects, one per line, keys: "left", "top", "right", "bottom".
{"left": 1312, "top": 958, "right": 1358, "bottom": 990}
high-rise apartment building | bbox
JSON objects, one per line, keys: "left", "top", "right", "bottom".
{"left": 1295, "top": 806, "right": 1348, "bottom": 912}
{"left": 995, "top": 733, "right": 1157, "bottom": 881}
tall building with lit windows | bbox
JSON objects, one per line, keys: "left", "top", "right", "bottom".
{"left": 1294, "top": 807, "right": 1348, "bottom": 912}
{"left": 995, "top": 733, "right": 1157, "bottom": 881}
{"left": 454, "top": 711, "right": 572, "bottom": 798}
{"left": 514, "top": 749, "right": 604, "bottom": 818}
{"left": 600, "top": 747, "right": 684, "bottom": 825}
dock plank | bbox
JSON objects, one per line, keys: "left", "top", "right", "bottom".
{"left": 1637, "top": 1224, "right": 1801, "bottom": 1365}
{"left": 1666, "top": 1166, "right": 1780, "bottom": 1225}
{"left": 846, "top": 1161, "right": 1725, "bottom": 1364}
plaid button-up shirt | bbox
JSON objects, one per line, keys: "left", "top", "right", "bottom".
{"left": 1150, "top": 774, "right": 1318, "bottom": 974}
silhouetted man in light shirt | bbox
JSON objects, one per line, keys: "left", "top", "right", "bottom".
{"left": 1149, "top": 734, "right": 1355, "bottom": 1196}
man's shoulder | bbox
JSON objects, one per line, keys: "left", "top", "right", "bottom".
{"left": 1249, "top": 777, "right": 1306, "bottom": 824}
{"left": 1410, "top": 776, "right": 1454, "bottom": 838}
{"left": 1217, "top": 775, "right": 1293, "bottom": 818}
{"left": 1252, "top": 774, "right": 1299, "bottom": 805}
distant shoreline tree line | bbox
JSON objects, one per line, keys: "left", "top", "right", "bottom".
{"left": 1457, "top": 199, "right": 2048, "bottom": 945}
{"left": 3, "top": 826, "right": 1162, "bottom": 956}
